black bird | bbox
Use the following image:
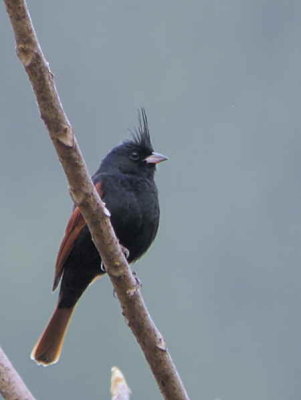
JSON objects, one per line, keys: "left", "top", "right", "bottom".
{"left": 31, "top": 109, "right": 167, "bottom": 365}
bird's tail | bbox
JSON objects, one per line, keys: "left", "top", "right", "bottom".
{"left": 31, "top": 306, "right": 74, "bottom": 366}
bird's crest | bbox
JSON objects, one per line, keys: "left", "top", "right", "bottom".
{"left": 131, "top": 108, "right": 153, "bottom": 152}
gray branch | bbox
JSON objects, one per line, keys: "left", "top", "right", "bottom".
{"left": 110, "top": 367, "right": 131, "bottom": 400}
{"left": 0, "top": 347, "right": 36, "bottom": 400}
{"left": 3, "top": 1, "right": 190, "bottom": 399}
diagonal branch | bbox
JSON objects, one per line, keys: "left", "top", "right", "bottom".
{"left": 3, "top": 1, "right": 190, "bottom": 399}
{"left": 0, "top": 347, "right": 36, "bottom": 400}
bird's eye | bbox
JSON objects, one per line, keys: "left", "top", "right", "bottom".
{"left": 130, "top": 151, "right": 140, "bottom": 161}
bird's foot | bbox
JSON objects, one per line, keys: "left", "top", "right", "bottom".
{"left": 125, "top": 271, "right": 142, "bottom": 297}
{"left": 100, "top": 262, "right": 106, "bottom": 273}
{"left": 120, "top": 245, "right": 130, "bottom": 259}
{"left": 132, "top": 271, "right": 142, "bottom": 288}
{"left": 103, "top": 202, "right": 111, "bottom": 217}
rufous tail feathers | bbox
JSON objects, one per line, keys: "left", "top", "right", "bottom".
{"left": 31, "top": 306, "right": 74, "bottom": 366}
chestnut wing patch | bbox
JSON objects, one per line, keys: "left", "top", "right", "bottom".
{"left": 52, "top": 182, "right": 103, "bottom": 291}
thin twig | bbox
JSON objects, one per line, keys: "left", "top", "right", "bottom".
{"left": 3, "top": 1, "right": 190, "bottom": 399}
{"left": 0, "top": 347, "right": 36, "bottom": 400}
{"left": 110, "top": 367, "right": 131, "bottom": 400}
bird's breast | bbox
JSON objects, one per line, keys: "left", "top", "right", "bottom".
{"left": 101, "top": 174, "right": 159, "bottom": 262}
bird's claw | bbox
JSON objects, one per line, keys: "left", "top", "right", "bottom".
{"left": 100, "top": 262, "right": 106, "bottom": 273}
{"left": 132, "top": 271, "right": 142, "bottom": 288}
{"left": 120, "top": 245, "right": 130, "bottom": 259}
{"left": 103, "top": 202, "right": 111, "bottom": 217}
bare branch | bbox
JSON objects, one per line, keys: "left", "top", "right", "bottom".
{"left": 111, "top": 367, "right": 131, "bottom": 400}
{"left": 0, "top": 347, "right": 36, "bottom": 400}
{"left": 3, "top": 1, "right": 190, "bottom": 399}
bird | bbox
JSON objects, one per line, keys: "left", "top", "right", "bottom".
{"left": 31, "top": 109, "right": 167, "bottom": 366}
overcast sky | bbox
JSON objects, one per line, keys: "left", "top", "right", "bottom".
{"left": 1, "top": 1, "right": 301, "bottom": 399}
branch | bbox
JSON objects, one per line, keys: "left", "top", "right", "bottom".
{"left": 0, "top": 347, "right": 36, "bottom": 400}
{"left": 3, "top": 1, "right": 190, "bottom": 399}
{"left": 110, "top": 367, "right": 131, "bottom": 400}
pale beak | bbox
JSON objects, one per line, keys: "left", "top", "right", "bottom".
{"left": 144, "top": 152, "right": 168, "bottom": 164}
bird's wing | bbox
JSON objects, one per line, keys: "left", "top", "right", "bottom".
{"left": 52, "top": 181, "right": 103, "bottom": 291}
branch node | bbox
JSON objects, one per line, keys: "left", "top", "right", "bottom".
{"left": 56, "top": 125, "right": 74, "bottom": 147}
{"left": 156, "top": 336, "right": 167, "bottom": 351}
{"left": 68, "top": 187, "right": 77, "bottom": 204}
{"left": 126, "top": 285, "right": 139, "bottom": 297}
{"left": 17, "top": 43, "right": 35, "bottom": 66}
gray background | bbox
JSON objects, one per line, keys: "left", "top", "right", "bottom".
{"left": 1, "top": 1, "right": 301, "bottom": 399}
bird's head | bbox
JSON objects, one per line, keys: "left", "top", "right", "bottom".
{"left": 99, "top": 109, "right": 167, "bottom": 179}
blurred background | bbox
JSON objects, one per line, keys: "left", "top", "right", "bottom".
{"left": 1, "top": 1, "right": 301, "bottom": 399}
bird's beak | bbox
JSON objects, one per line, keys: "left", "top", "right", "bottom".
{"left": 145, "top": 152, "right": 168, "bottom": 164}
